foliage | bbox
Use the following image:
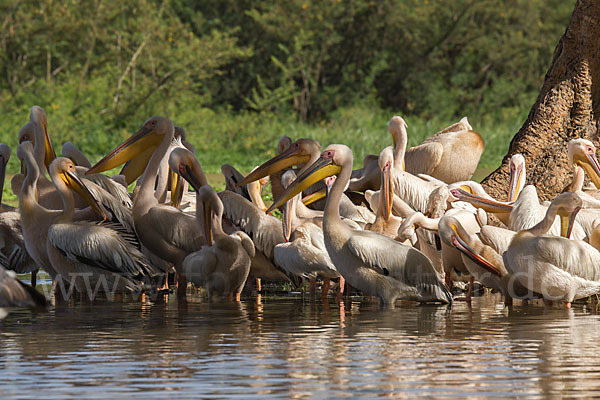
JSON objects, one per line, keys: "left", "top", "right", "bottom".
{"left": 0, "top": 0, "right": 577, "bottom": 187}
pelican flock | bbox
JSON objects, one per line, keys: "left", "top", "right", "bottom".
{"left": 2, "top": 105, "right": 600, "bottom": 315}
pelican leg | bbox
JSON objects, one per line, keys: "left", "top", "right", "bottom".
{"left": 176, "top": 273, "right": 187, "bottom": 300}
{"left": 309, "top": 277, "right": 317, "bottom": 302}
{"left": 466, "top": 276, "right": 474, "bottom": 302}
{"left": 321, "top": 278, "right": 331, "bottom": 302}
{"left": 158, "top": 273, "right": 169, "bottom": 292}
{"left": 256, "top": 278, "right": 262, "bottom": 293}
{"left": 504, "top": 296, "right": 513, "bottom": 307}
{"left": 565, "top": 301, "right": 572, "bottom": 309}
{"left": 336, "top": 276, "right": 345, "bottom": 303}
{"left": 31, "top": 270, "right": 37, "bottom": 288}
{"left": 235, "top": 292, "right": 241, "bottom": 302}
{"left": 444, "top": 273, "right": 453, "bottom": 290}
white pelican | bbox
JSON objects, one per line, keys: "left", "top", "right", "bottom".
{"left": 239, "top": 137, "right": 374, "bottom": 227}
{"left": 222, "top": 163, "right": 252, "bottom": 202}
{"left": 438, "top": 216, "right": 534, "bottom": 306}
{"left": 404, "top": 116, "right": 484, "bottom": 183}
{"left": 269, "top": 144, "right": 452, "bottom": 306}
{"left": 170, "top": 147, "right": 292, "bottom": 292}
{"left": 0, "top": 265, "right": 47, "bottom": 317}
{"left": 450, "top": 185, "right": 588, "bottom": 240}
{"left": 182, "top": 185, "right": 254, "bottom": 301}
{"left": 46, "top": 157, "right": 161, "bottom": 296}
{"left": 10, "top": 107, "right": 70, "bottom": 210}
{"left": 0, "top": 145, "right": 38, "bottom": 285}
{"left": 218, "top": 189, "right": 300, "bottom": 287}
{"left": 364, "top": 146, "right": 403, "bottom": 238}
{"left": 274, "top": 170, "right": 341, "bottom": 300}
{"left": 349, "top": 116, "right": 479, "bottom": 192}
{"left": 503, "top": 192, "right": 600, "bottom": 308}
{"left": 237, "top": 138, "right": 322, "bottom": 197}
{"left": 566, "top": 139, "right": 600, "bottom": 207}
{"left": 18, "top": 141, "right": 88, "bottom": 280}
{"left": 87, "top": 116, "right": 206, "bottom": 299}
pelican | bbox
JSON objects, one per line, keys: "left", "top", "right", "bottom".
{"left": 438, "top": 216, "right": 534, "bottom": 306}
{"left": 238, "top": 137, "right": 374, "bottom": 227}
{"left": 274, "top": 170, "right": 342, "bottom": 300}
{"left": 0, "top": 145, "right": 39, "bottom": 284}
{"left": 452, "top": 185, "right": 588, "bottom": 240}
{"left": 385, "top": 117, "right": 444, "bottom": 213}
{"left": 269, "top": 144, "right": 452, "bottom": 307}
{"left": 87, "top": 116, "right": 206, "bottom": 299}
{"left": 218, "top": 189, "right": 300, "bottom": 287}
{"left": 404, "top": 116, "right": 484, "bottom": 183}
{"left": 503, "top": 192, "right": 600, "bottom": 308}
{"left": 397, "top": 186, "right": 483, "bottom": 291}
{"left": 18, "top": 141, "right": 81, "bottom": 280}
{"left": 182, "top": 185, "right": 254, "bottom": 301}
{"left": 349, "top": 116, "right": 479, "bottom": 192}
{"left": 237, "top": 138, "right": 322, "bottom": 196}
{"left": 565, "top": 139, "right": 600, "bottom": 207}
{"left": 222, "top": 163, "right": 252, "bottom": 201}
{"left": 46, "top": 157, "right": 161, "bottom": 297}
{"left": 171, "top": 148, "right": 296, "bottom": 289}
{"left": 0, "top": 265, "right": 47, "bottom": 317}
{"left": 10, "top": 106, "right": 69, "bottom": 209}
{"left": 364, "top": 146, "right": 403, "bottom": 238}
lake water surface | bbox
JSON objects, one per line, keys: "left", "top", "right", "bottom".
{"left": 1, "top": 292, "right": 600, "bottom": 399}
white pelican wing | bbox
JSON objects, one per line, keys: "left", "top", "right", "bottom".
{"left": 347, "top": 231, "right": 444, "bottom": 287}
{"left": 144, "top": 206, "right": 204, "bottom": 254}
{"left": 532, "top": 237, "right": 600, "bottom": 282}
{"left": 405, "top": 142, "right": 443, "bottom": 176}
{"left": 219, "top": 191, "right": 284, "bottom": 258}
{"left": 48, "top": 222, "right": 158, "bottom": 278}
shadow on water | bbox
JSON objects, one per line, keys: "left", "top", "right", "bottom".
{"left": 1, "top": 292, "right": 600, "bottom": 398}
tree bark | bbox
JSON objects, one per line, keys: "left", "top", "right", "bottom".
{"left": 481, "top": 0, "right": 600, "bottom": 202}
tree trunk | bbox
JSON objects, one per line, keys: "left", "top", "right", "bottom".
{"left": 481, "top": 0, "right": 600, "bottom": 202}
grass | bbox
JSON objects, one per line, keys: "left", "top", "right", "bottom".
{"left": 1, "top": 104, "right": 526, "bottom": 207}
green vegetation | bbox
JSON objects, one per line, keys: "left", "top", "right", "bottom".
{"left": 0, "top": 0, "right": 575, "bottom": 178}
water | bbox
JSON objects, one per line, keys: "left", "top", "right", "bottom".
{"left": 1, "top": 293, "right": 600, "bottom": 399}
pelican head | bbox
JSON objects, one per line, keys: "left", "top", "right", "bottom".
{"left": 438, "top": 216, "right": 501, "bottom": 277}
{"left": 221, "top": 164, "right": 251, "bottom": 201}
{"left": 30, "top": 106, "right": 56, "bottom": 171}
{"left": 508, "top": 154, "right": 526, "bottom": 202}
{"left": 278, "top": 135, "right": 293, "bottom": 153}
{"left": 388, "top": 116, "right": 407, "bottom": 169}
{"left": 50, "top": 157, "right": 107, "bottom": 219}
{"left": 568, "top": 138, "right": 600, "bottom": 189}
{"left": 237, "top": 138, "right": 321, "bottom": 187}
{"left": 549, "top": 192, "right": 582, "bottom": 238}
{"left": 378, "top": 146, "right": 394, "bottom": 221}
{"left": 174, "top": 126, "right": 195, "bottom": 153}
{"left": 87, "top": 116, "right": 173, "bottom": 177}
{"left": 168, "top": 147, "right": 207, "bottom": 192}
{"left": 268, "top": 144, "right": 350, "bottom": 213}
